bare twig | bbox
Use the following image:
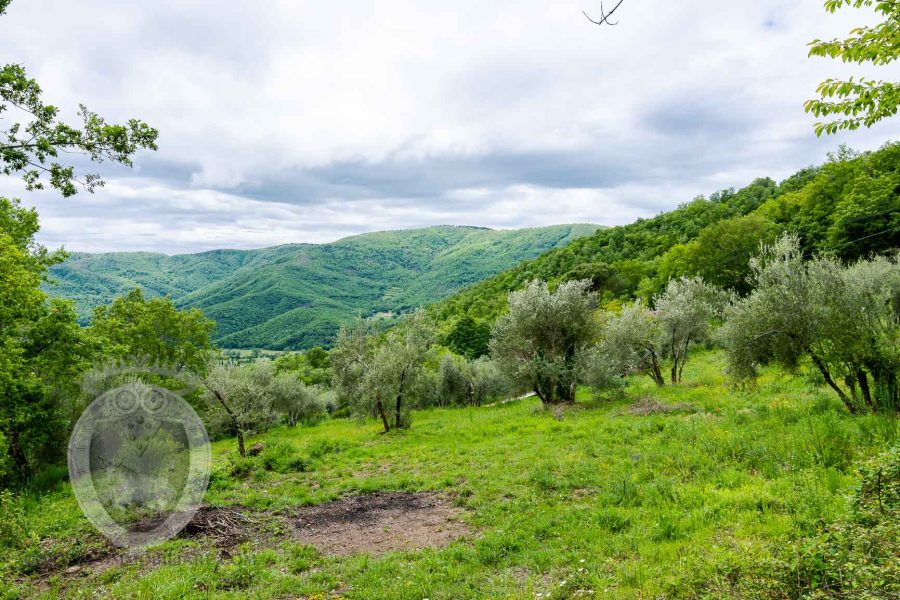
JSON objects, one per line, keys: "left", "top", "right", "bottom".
{"left": 583, "top": 0, "right": 626, "bottom": 26}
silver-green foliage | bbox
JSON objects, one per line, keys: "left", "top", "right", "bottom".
{"left": 490, "top": 279, "right": 603, "bottom": 404}
{"left": 721, "top": 233, "right": 900, "bottom": 413}
{"left": 269, "top": 374, "right": 328, "bottom": 427}
{"left": 653, "top": 276, "right": 728, "bottom": 383}
{"left": 331, "top": 310, "right": 435, "bottom": 431}
{"left": 201, "top": 360, "right": 330, "bottom": 455}
{"left": 597, "top": 278, "right": 725, "bottom": 388}
{"left": 203, "top": 361, "right": 278, "bottom": 443}
{"left": 426, "top": 353, "right": 516, "bottom": 407}
{"left": 598, "top": 300, "right": 666, "bottom": 387}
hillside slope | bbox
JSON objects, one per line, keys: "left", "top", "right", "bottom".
{"left": 431, "top": 143, "right": 900, "bottom": 332}
{"left": 47, "top": 224, "right": 600, "bottom": 349}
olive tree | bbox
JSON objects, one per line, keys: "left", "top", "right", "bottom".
{"left": 330, "top": 317, "right": 377, "bottom": 419}
{"left": 468, "top": 357, "right": 517, "bottom": 406}
{"left": 0, "top": 198, "right": 92, "bottom": 484}
{"left": 432, "top": 353, "right": 470, "bottom": 407}
{"left": 427, "top": 353, "right": 516, "bottom": 407}
{"left": 720, "top": 234, "right": 900, "bottom": 413}
{"left": 331, "top": 310, "right": 435, "bottom": 432}
{"left": 201, "top": 361, "right": 277, "bottom": 456}
{"left": 269, "top": 374, "right": 327, "bottom": 426}
{"left": 654, "top": 276, "right": 727, "bottom": 383}
{"left": 490, "top": 279, "right": 602, "bottom": 405}
{"left": 598, "top": 300, "right": 666, "bottom": 387}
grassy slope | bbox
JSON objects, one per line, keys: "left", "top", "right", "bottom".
{"left": 46, "top": 224, "right": 600, "bottom": 349}
{"left": 6, "top": 351, "right": 897, "bottom": 598}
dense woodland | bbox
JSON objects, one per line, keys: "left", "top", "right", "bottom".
{"left": 433, "top": 143, "right": 900, "bottom": 356}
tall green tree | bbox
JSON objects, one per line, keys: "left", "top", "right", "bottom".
{"left": 446, "top": 314, "right": 491, "bottom": 359}
{"left": 89, "top": 289, "right": 215, "bottom": 375}
{"left": 274, "top": 346, "right": 331, "bottom": 385}
{"left": 805, "top": 0, "right": 900, "bottom": 135}
{"left": 656, "top": 214, "right": 779, "bottom": 296}
{"left": 0, "top": 0, "right": 157, "bottom": 196}
{"left": 0, "top": 197, "right": 92, "bottom": 483}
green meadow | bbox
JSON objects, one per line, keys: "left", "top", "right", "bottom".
{"left": 3, "top": 351, "right": 896, "bottom": 599}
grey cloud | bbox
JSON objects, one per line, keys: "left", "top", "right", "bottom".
{"left": 2, "top": 0, "right": 898, "bottom": 253}
{"left": 233, "top": 150, "right": 644, "bottom": 204}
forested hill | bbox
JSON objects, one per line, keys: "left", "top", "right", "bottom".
{"left": 432, "top": 143, "right": 900, "bottom": 343}
{"left": 47, "top": 224, "right": 600, "bottom": 349}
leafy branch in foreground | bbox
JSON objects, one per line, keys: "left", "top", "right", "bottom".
{"left": 0, "top": 2, "right": 158, "bottom": 196}
{"left": 805, "top": 0, "right": 900, "bottom": 135}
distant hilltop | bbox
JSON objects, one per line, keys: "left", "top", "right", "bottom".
{"left": 47, "top": 224, "right": 602, "bottom": 349}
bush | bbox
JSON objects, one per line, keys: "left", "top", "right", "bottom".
{"left": 751, "top": 446, "right": 900, "bottom": 598}
{"left": 0, "top": 490, "right": 31, "bottom": 550}
{"left": 227, "top": 441, "right": 311, "bottom": 477}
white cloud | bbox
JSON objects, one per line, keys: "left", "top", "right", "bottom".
{"left": 0, "top": 0, "right": 897, "bottom": 252}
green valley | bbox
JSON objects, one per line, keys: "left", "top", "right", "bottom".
{"left": 47, "top": 224, "right": 600, "bottom": 349}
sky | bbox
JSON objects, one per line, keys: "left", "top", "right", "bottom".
{"left": 1, "top": 0, "right": 898, "bottom": 254}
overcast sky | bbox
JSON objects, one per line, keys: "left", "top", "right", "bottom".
{"left": 2, "top": 0, "right": 898, "bottom": 254}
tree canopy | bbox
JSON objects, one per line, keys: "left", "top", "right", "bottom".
{"left": 805, "top": 0, "right": 900, "bottom": 135}
{"left": 89, "top": 288, "right": 215, "bottom": 375}
{"left": 0, "top": 197, "right": 91, "bottom": 483}
{"left": 0, "top": 1, "right": 158, "bottom": 196}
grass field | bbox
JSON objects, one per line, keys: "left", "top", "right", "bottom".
{"left": 2, "top": 351, "right": 897, "bottom": 599}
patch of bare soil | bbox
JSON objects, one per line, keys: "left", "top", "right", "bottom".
{"left": 625, "top": 398, "right": 696, "bottom": 416}
{"left": 293, "top": 492, "right": 469, "bottom": 556}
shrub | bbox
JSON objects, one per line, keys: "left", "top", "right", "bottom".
{"left": 0, "top": 490, "right": 31, "bottom": 550}
{"left": 752, "top": 446, "right": 900, "bottom": 598}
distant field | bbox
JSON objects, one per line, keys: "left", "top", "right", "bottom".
{"left": 4, "top": 351, "right": 896, "bottom": 598}
{"left": 218, "top": 348, "right": 291, "bottom": 363}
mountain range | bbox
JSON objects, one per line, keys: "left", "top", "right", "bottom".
{"left": 47, "top": 224, "right": 600, "bottom": 349}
